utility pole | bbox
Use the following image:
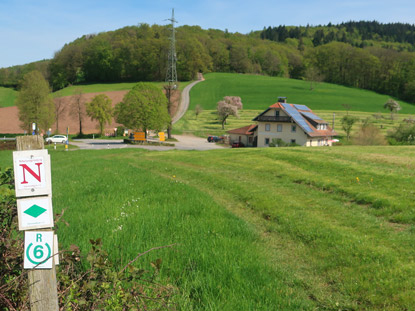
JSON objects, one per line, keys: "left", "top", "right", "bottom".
{"left": 165, "top": 8, "right": 178, "bottom": 139}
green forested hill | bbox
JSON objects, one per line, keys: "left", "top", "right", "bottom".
{"left": 1, "top": 21, "right": 415, "bottom": 105}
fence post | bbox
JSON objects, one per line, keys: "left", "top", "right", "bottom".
{"left": 16, "top": 135, "right": 59, "bottom": 311}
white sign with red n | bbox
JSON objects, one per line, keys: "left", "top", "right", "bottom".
{"left": 13, "top": 150, "right": 52, "bottom": 197}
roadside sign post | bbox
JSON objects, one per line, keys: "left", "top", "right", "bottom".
{"left": 66, "top": 127, "right": 69, "bottom": 151}
{"left": 14, "top": 135, "right": 59, "bottom": 311}
{"left": 133, "top": 132, "right": 146, "bottom": 141}
{"left": 159, "top": 132, "right": 165, "bottom": 142}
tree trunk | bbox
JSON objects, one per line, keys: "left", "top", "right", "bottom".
{"left": 79, "top": 118, "right": 83, "bottom": 135}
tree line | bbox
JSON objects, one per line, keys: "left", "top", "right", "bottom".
{"left": 260, "top": 21, "right": 415, "bottom": 49}
{"left": 15, "top": 70, "right": 170, "bottom": 136}
{"left": 1, "top": 21, "right": 415, "bottom": 104}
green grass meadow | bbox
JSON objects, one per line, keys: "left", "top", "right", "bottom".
{"left": 174, "top": 73, "right": 415, "bottom": 137}
{"left": 1, "top": 146, "right": 415, "bottom": 310}
{"left": 190, "top": 73, "right": 415, "bottom": 113}
{"left": 0, "top": 86, "right": 17, "bottom": 107}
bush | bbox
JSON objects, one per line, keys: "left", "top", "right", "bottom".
{"left": 0, "top": 167, "right": 177, "bottom": 310}
{"left": 352, "top": 124, "right": 387, "bottom": 145}
{"left": 387, "top": 124, "right": 415, "bottom": 145}
{"left": 269, "top": 138, "right": 299, "bottom": 147}
{"left": 0, "top": 167, "right": 28, "bottom": 309}
{"left": 116, "top": 126, "right": 126, "bottom": 137}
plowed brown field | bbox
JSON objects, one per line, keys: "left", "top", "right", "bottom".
{"left": 0, "top": 90, "right": 180, "bottom": 134}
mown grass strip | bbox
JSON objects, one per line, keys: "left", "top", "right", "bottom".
{"left": 0, "top": 146, "right": 414, "bottom": 310}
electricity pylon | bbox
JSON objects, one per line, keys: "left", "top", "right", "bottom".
{"left": 166, "top": 8, "right": 177, "bottom": 85}
{"left": 165, "top": 9, "right": 178, "bottom": 139}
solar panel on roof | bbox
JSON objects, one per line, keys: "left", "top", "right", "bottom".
{"left": 300, "top": 111, "right": 322, "bottom": 120}
{"left": 294, "top": 104, "right": 311, "bottom": 111}
{"left": 282, "top": 103, "right": 313, "bottom": 133}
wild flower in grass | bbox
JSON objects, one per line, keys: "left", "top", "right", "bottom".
{"left": 356, "top": 177, "right": 360, "bottom": 183}
{"left": 172, "top": 175, "right": 176, "bottom": 178}
{"left": 112, "top": 225, "right": 123, "bottom": 232}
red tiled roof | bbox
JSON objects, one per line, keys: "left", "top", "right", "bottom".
{"left": 308, "top": 129, "right": 338, "bottom": 137}
{"left": 227, "top": 124, "right": 256, "bottom": 135}
{"left": 269, "top": 102, "right": 283, "bottom": 109}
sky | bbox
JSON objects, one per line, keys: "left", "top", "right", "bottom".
{"left": 1, "top": 0, "right": 414, "bottom": 68}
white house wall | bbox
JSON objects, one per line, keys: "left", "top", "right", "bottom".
{"left": 257, "top": 122, "right": 308, "bottom": 147}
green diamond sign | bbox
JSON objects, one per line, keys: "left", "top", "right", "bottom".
{"left": 24, "top": 204, "right": 47, "bottom": 218}
{"left": 17, "top": 196, "right": 54, "bottom": 230}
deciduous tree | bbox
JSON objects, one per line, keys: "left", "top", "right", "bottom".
{"left": 114, "top": 83, "right": 170, "bottom": 137}
{"left": 54, "top": 95, "right": 66, "bottom": 133}
{"left": 217, "top": 96, "right": 243, "bottom": 129}
{"left": 71, "top": 88, "right": 86, "bottom": 135}
{"left": 383, "top": 98, "right": 401, "bottom": 120}
{"left": 15, "top": 70, "right": 55, "bottom": 133}
{"left": 195, "top": 104, "right": 203, "bottom": 119}
{"left": 86, "top": 94, "right": 113, "bottom": 135}
{"left": 341, "top": 115, "right": 358, "bottom": 140}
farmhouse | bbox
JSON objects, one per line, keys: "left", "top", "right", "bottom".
{"left": 228, "top": 98, "right": 337, "bottom": 147}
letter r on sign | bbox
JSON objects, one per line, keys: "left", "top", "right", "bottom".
{"left": 36, "top": 234, "right": 42, "bottom": 242}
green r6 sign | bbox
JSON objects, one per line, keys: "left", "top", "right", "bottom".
{"left": 24, "top": 231, "right": 54, "bottom": 269}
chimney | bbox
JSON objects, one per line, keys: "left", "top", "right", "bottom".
{"left": 278, "top": 96, "right": 287, "bottom": 103}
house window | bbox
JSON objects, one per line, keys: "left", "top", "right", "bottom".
{"left": 318, "top": 139, "right": 322, "bottom": 146}
{"left": 277, "top": 124, "right": 282, "bottom": 132}
{"left": 265, "top": 138, "right": 270, "bottom": 145}
{"left": 291, "top": 139, "right": 296, "bottom": 144}
{"left": 275, "top": 110, "right": 280, "bottom": 117}
{"left": 239, "top": 136, "right": 242, "bottom": 142}
{"left": 265, "top": 124, "right": 270, "bottom": 131}
{"left": 291, "top": 125, "right": 296, "bottom": 132}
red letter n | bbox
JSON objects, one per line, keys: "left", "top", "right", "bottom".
{"left": 20, "top": 163, "right": 42, "bottom": 184}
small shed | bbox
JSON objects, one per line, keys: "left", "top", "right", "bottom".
{"left": 227, "top": 125, "right": 257, "bottom": 147}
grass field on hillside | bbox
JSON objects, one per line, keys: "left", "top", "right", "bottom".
{"left": 54, "top": 81, "right": 191, "bottom": 97}
{"left": 174, "top": 108, "right": 411, "bottom": 138}
{"left": 0, "top": 86, "right": 17, "bottom": 107}
{"left": 190, "top": 73, "right": 415, "bottom": 114}
{"left": 1, "top": 146, "right": 414, "bottom": 310}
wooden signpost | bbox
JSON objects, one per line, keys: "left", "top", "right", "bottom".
{"left": 14, "top": 135, "right": 59, "bottom": 311}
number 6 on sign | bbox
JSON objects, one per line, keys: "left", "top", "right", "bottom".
{"left": 24, "top": 231, "right": 54, "bottom": 269}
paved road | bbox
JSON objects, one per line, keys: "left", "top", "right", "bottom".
{"left": 172, "top": 76, "right": 204, "bottom": 124}
{"left": 71, "top": 135, "right": 225, "bottom": 151}
{"left": 70, "top": 76, "right": 210, "bottom": 151}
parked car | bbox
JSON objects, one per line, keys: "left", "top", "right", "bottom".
{"left": 45, "top": 135, "right": 68, "bottom": 144}
{"left": 231, "top": 141, "right": 245, "bottom": 148}
{"left": 207, "top": 136, "right": 222, "bottom": 142}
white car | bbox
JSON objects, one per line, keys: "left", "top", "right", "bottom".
{"left": 45, "top": 135, "right": 68, "bottom": 144}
